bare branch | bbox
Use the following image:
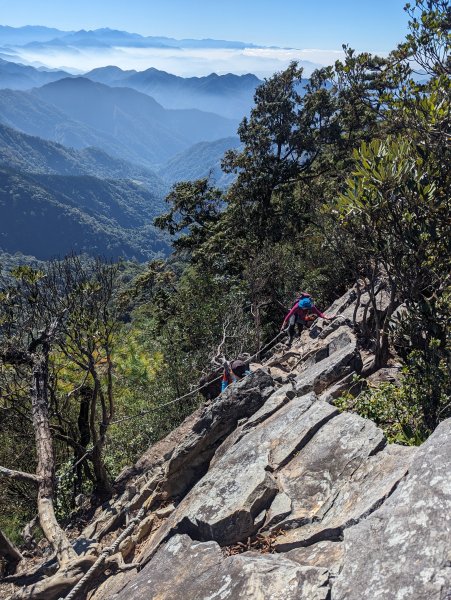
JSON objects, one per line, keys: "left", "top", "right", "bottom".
{"left": 0, "top": 465, "right": 41, "bottom": 485}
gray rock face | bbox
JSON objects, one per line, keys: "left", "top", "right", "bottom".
{"left": 172, "top": 395, "right": 338, "bottom": 546}
{"left": 274, "top": 442, "right": 414, "bottom": 549}
{"left": 115, "top": 534, "right": 331, "bottom": 600}
{"left": 78, "top": 289, "right": 450, "bottom": 600}
{"left": 271, "top": 413, "right": 386, "bottom": 536}
{"left": 286, "top": 541, "right": 344, "bottom": 575}
{"left": 333, "top": 418, "right": 451, "bottom": 600}
{"left": 164, "top": 368, "right": 275, "bottom": 498}
{"left": 85, "top": 369, "right": 274, "bottom": 540}
{"left": 294, "top": 329, "right": 362, "bottom": 396}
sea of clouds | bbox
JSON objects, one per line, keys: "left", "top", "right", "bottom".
{"left": 6, "top": 44, "right": 347, "bottom": 76}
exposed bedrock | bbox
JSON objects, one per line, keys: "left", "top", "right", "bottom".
{"left": 26, "top": 286, "right": 449, "bottom": 600}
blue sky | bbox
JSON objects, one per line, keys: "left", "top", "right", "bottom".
{"left": 0, "top": 1, "right": 411, "bottom": 76}
{"left": 1, "top": 0, "right": 409, "bottom": 52}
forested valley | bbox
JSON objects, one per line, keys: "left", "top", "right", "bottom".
{"left": 0, "top": 1, "right": 449, "bottom": 592}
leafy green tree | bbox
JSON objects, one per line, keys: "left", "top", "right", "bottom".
{"left": 154, "top": 178, "right": 223, "bottom": 257}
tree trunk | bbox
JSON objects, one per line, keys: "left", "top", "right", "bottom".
{"left": 0, "top": 529, "right": 22, "bottom": 574}
{"left": 88, "top": 373, "right": 112, "bottom": 499}
{"left": 75, "top": 388, "right": 91, "bottom": 495}
{"left": 374, "top": 284, "right": 398, "bottom": 370}
{"left": 253, "top": 301, "right": 261, "bottom": 360}
{"left": 31, "top": 351, "right": 76, "bottom": 567}
{"left": 91, "top": 444, "right": 112, "bottom": 499}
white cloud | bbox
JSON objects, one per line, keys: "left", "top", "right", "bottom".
{"left": 9, "top": 44, "right": 347, "bottom": 77}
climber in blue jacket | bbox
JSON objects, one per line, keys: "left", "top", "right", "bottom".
{"left": 221, "top": 360, "right": 250, "bottom": 392}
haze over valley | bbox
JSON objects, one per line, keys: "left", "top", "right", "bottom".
{"left": 0, "top": 27, "right": 270, "bottom": 261}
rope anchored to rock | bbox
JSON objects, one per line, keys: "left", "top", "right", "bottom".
{"left": 56, "top": 329, "right": 286, "bottom": 600}
{"left": 59, "top": 507, "right": 145, "bottom": 600}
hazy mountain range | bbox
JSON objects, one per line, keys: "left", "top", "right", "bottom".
{"left": 0, "top": 77, "right": 238, "bottom": 168}
{"left": 0, "top": 57, "right": 262, "bottom": 120}
{"left": 0, "top": 28, "right": 274, "bottom": 262}
{"left": 0, "top": 75, "right": 241, "bottom": 260}
{"left": 84, "top": 67, "right": 261, "bottom": 119}
{"left": 0, "top": 25, "right": 322, "bottom": 78}
{"left": 0, "top": 26, "right": 263, "bottom": 50}
{"left": 0, "top": 166, "right": 168, "bottom": 260}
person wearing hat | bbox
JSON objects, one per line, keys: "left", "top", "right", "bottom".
{"left": 281, "top": 292, "right": 333, "bottom": 345}
{"left": 221, "top": 359, "right": 250, "bottom": 392}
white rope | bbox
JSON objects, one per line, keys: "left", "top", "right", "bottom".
{"left": 60, "top": 507, "right": 145, "bottom": 600}
{"left": 110, "top": 330, "right": 285, "bottom": 425}
{"left": 58, "top": 329, "right": 286, "bottom": 599}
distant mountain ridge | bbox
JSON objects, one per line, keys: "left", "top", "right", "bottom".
{"left": 0, "top": 122, "right": 166, "bottom": 192}
{"left": 0, "top": 25, "right": 323, "bottom": 83}
{"left": 32, "top": 77, "right": 238, "bottom": 165}
{"left": 0, "top": 25, "right": 69, "bottom": 45}
{"left": 85, "top": 67, "right": 261, "bottom": 119}
{"left": 0, "top": 56, "right": 261, "bottom": 119}
{"left": 0, "top": 78, "right": 238, "bottom": 168}
{"left": 0, "top": 57, "right": 72, "bottom": 90}
{"left": 0, "top": 121, "right": 169, "bottom": 260}
{"left": 0, "top": 26, "right": 263, "bottom": 50}
{"left": 0, "top": 166, "right": 168, "bottom": 260}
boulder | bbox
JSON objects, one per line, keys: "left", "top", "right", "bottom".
{"left": 318, "top": 373, "right": 364, "bottom": 403}
{"left": 274, "top": 443, "right": 414, "bottom": 550}
{"left": 136, "top": 395, "right": 339, "bottom": 561}
{"left": 170, "top": 395, "right": 338, "bottom": 546}
{"left": 210, "top": 383, "right": 296, "bottom": 467}
{"left": 366, "top": 366, "right": 402, "bottom": 386}
{"left": 270, "top": 414, "right": 385, "bottom": 536}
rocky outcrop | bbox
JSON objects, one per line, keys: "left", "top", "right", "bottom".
{"left": 84, "top": 290, "right": 451, "bottom": 600}
{"left": 116, "top": 535, "right": 331, "bottom": 600}
{"left": 333, "top": 418, "right": 451, "bottom": 600}
{"left": 6, "top": 286, "right": 449, "bottom": 600}
{"left": 84, "top": 369, "right": 275, "bottom": 540}
{"left": 169, "top": 395, "right": 338, "bottom": 547}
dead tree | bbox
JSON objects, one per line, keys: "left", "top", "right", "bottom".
{"left": 0, "top": 321, "right": 76, "bottom": 566}
{"left": 0, "top": 257, "right": 119, "bottom": 564}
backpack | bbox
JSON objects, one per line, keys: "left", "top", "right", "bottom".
{"left": 298, "top": 296, "right": 313, "bottom": 309}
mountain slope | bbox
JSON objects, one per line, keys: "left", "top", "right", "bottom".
{"left": 0, "top": 122, "right": 166, "bottom": 194}
{"left": 85, "top": 67, "right": 261, "bottom": 119}
{"left": 0, "top": 81, "right": 238, "bottom": 168}
{"left": 0, "top": 167, "right": 168, "bottom": 260}
{"left": 0, "top": 57, "right": 72, "bottom": 90}
{"left": 32, "top": 77, "right": 238, "bottom": 148}
{"left": 158, "top": 137, "right": 241, "bottom": 187}
{"left": 0, "top": 88, "right": 127, "bottom": 152}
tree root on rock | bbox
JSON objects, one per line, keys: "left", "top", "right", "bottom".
{"left": 6, "top": 555, "right": 97, "bottom": 600}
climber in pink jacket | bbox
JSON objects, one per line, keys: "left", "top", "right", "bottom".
{"left": 281, "top": 292, "right": 332, "bottom": 345}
